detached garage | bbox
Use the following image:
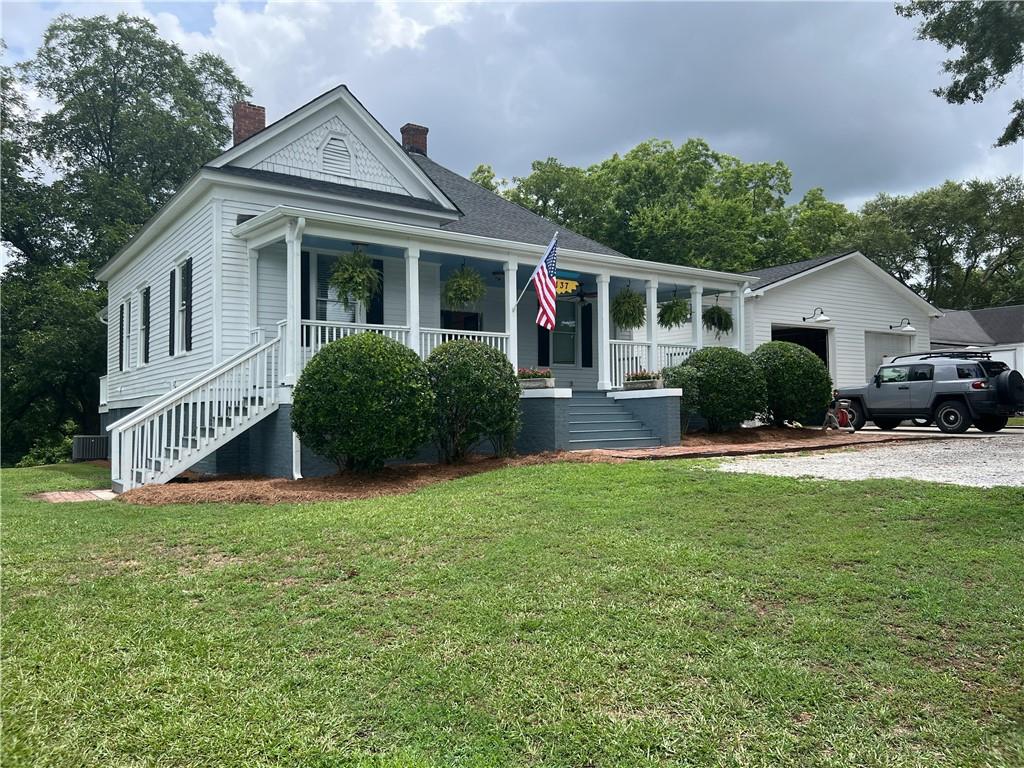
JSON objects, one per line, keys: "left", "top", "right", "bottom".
{"left": 743, "top": 251, "right": 941, "bottom": 387}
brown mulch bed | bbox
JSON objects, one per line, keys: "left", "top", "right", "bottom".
{"left": 117, "top": 427, "right": 948, "bottom": 506}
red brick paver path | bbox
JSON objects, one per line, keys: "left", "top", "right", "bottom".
{"left": 32, "top": 490, "right": 117, "bottom": 503}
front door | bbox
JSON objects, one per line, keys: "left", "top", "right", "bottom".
{"left": 873, "top": 364, "right": 911, "bottom": 412}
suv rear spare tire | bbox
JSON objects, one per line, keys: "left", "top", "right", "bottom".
{"left": 935, "top": 400, "right": 971, "bottom": 434}
{"left": 975, "top": 414, "right": 1009, "bottom": 433}
{"left": 995, "top": 370, "right": 1024, "bottom": 409}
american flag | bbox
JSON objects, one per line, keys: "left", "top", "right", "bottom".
{"left": 532, "top": 233, "right": 559, "bottom": 330}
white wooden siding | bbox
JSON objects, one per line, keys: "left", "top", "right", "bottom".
{"left": 105, "top": 199, "right": 215, "bottom": 405}
{"left": 746, "top": 257, "right": 931, "bottom": 387}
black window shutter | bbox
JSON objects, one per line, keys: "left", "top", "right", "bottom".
{"left": 119, "top": 304, "right": 125, "bottom": 372}
{"left": 537, "top": 325, "right": 550, "bottom": 367}
{"left": 300, "top": 251, "right": 310, "bottom": 321}
{"left": 168, "top": 269, "right": 176, "bottom": 356}
{"left": 141, "top": 287, "right": 151, "bottom": 364}
{"left": 367, "top": 259, "right": 384, "bottom": 325}
{"left": 581, "top": 302, "right": 593, "bottom": 368}
{"left": 183, "top": 258, "right": 193, "bottom": 351}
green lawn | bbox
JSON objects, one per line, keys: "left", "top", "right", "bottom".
{"left": 3, "top": 462, "right": 1023, "bottom": 767}
{"left": 1008, "top": 416, "right": 1024, "bottom": 427}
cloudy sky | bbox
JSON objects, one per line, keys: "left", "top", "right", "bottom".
{"left": 3, "top": 0, "right": 1022, "bottom": 208}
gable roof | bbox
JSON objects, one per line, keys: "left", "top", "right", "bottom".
{"left": 743, "top": 249, "right": 941, "bottom": 317}
{"left": 931, "top": 304, "right": 1024, "bottom": 346}
{"left": 744, "top": 250, "right": 856, "bottom": 289}
{"left": 408, "top": 153, "right": 626, "bottom": 257}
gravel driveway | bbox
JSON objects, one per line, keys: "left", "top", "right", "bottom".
{"left": 719, "top": 431, "right": 1024, "bottom": 488}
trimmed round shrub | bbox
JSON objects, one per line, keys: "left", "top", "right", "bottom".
{"left": 662, "top": 364, "right": 701, "bottom": 433}
{"left": 673, "top": 347, "right": 766, "bottom": 432}
{"left": 426, "top": 340, "right": 521, "bottom": 463}
{"left": 750, "top": 341, "right": 833, "bottom": 426}
{"left": 291, "top": 333, "right": 434, "bottom": 472}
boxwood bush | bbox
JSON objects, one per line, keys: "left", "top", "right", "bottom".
{"left": 665, "top": 347, "right": 766, "bottom": 432}
{"left": 750, "top": 341, "right": 833, "bottom": 426}
{"left": 291, "top": 333, "right": 434, "bottom": 472}
{"left": 426, "top": 340, "right": 521, "bottom": 463}
{"left": 662, "top": 365, "right": 701, "bottom": 433}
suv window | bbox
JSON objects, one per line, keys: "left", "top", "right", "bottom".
{"left": 956, "top": 364, "right": 984, "bottom": 379}
{"left": 980, "top": 360, "right": 1009, "bottom": 377}
{"left": 878, "top": 366, "right": 909, "bottom": 383}
{"left": 909, "top": 364, "right": 933, "bottom": 382}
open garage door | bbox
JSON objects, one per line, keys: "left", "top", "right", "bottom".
{"left": 772, "top": 326, "right": 829, "bottom": 368}
{"left": 864, "top": 331, "right": 911, "bottom": 381}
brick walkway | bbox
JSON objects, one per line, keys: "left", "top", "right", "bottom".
{"left": 32, "top": 490, "right": 117, "bottom": 503}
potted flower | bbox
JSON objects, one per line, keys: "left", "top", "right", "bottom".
{"left": 624, "top": 369, "right": 662, "bottom": 390}
{"left": 518, "top": 367, "right": 554, "bottom": 389}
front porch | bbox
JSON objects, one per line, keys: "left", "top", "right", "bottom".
{"left": 241, "top": 209, "right": 748, "bottom": 390}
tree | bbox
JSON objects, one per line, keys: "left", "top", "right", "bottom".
{"left": 787, "top": 187, "right": 859, "bottom": 259}
{"left": 897, "top": 1, "right": 1024, "bottom": 146}
{"left": 469, "top": 163, "right": 500, "bottom": 192}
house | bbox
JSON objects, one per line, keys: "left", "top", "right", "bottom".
{"left": 738, "top": 251, "right": 942, "bottom": 386}
{"left": 930, "top": 304, "right": 1024, "bottom": 370}
{"left": 97, "top": 85, "right": 751, "bottom": 491}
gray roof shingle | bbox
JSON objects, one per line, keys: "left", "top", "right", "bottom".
{"left": 409, "top": 153, "right": 626, "bottom": 257}
{"left": 743, "top": 250, "right": 858, "bottom": 289}
{"left": 931, "top": 305, "right": 1024, "bottom": 345}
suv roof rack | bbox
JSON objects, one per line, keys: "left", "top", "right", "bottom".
{"left": 888, "top": 350, "right": 992, "bottom": 363}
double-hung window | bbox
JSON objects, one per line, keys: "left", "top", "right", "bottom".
{"left": 169, "top": 257, "right": 193, "bottom": 355}
{"left": 139, "top": 286, "right": 151, "bottom": 364}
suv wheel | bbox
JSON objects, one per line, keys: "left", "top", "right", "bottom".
{"left": 935, "top": 401, "right": 971, "bottom": 434}
{"left": 873, "top": 418, "right": 902, "bottom": 430}
{"left": 975, "top": 415, "right": 1008, "bottom": 433}
{"left": 846, "top": 401, "right": 866, "bottom": 431}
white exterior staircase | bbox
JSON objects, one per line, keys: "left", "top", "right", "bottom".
{"left": 108, "top": 335, "right": 281, "bottom": 492}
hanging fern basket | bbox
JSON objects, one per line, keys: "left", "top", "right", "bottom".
{"left": 329, "top": 247, "right": 381, "bottom": 311}
{"left": 702, "top": 304, "right": 734, "bottom": 338}
{"left": 611, "top": 287, "right": 646, "bottom": 331}
{"left": 442, "top": 265, "right": 487, "bottom": 310}
{"left": 657, "top": 297, "right": 690, "bottom": 329}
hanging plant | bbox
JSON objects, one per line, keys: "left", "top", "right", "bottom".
{"left": 442, "top": 265, "right": 487, "bottom": 310}
{"left": 329, "top": 247, "right": 380, "bottom": 311}
{"left": 657, "top": 297, "right": 690, "bottom": 329}
{"left": 702, "top": 304, "right": 734, "bottom": 338}
{"left": 611, "top": 286, "right": 646, "bottom": 330}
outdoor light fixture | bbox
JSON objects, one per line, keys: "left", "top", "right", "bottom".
{"left": 802, "top": 307, "right": 830, "bottom": 323}
{"left": 890, "top": 318, "right": 916, "bottom": 333}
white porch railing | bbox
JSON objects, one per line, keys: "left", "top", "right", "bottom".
{"left": 610, "top": 340, "right": 651, "bottom": 388}
{"left": 657, "top": 343, "right": 697, "bottom": 370}
{"left": 300, "top": 320, "right": 410, "bottom": 366}
{"left": 420, "top": 328, "right": 509, "bottom": 358}
{"left": 99, "top": 375, "right": 108, "bottom": 407}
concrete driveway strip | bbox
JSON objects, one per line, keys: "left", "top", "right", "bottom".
{"left": 718, "top": 431, "right": 1024, "bottom": 488}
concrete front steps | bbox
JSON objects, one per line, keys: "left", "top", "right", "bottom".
{"left": 567, "top": 391, "right": 662, "bottom": 450}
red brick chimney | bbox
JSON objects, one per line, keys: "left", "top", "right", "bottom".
{"left": 232, "top": 102, "right": 266, "bottom": 145}
{"left": 400, "top": 123, "right": 428, "bottom": 155}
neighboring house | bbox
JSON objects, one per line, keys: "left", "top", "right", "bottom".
{"left": 930, "top": 304, "right": 1024, "bottom": 370}
{"left": 97, "top": 85, "right": 751, "bottom": 491}
{"left": 740, "top": 251, "right": 941, "bottom": 387}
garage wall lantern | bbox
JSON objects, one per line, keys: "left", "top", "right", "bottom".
{"left": 889, "top": 318, "right": 916, "bottom": 333}
{"left": 802, "top": 307, "right": 830, "bottom": 323}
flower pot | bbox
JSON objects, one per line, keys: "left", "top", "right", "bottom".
{"left": 520, "top": 378, "right": 555, "bottom": 389}
{"left": 624, "top": 379, "right": 662, "bottom": 391}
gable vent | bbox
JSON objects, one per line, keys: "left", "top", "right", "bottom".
{"left": 321, "top": 137, "right": 351, "bottom": 177}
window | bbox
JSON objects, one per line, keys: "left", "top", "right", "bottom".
{"left": 552, "top": 300, "right": 576, "bottom": 365}
{"left": 957, "top": 364, "right": 984, "bottom": 379}
{"left": 118, "top": 302, "right": 125, "bottom": 372}
{"left": 140, "top": 287, "right": 150, "bottom": 364}
{"left": 877, "top": 366, "right": 909, "bottom": 383}
{"left": 169, "top": 258, "right": 193, "bottom": 355}
{"left": 321, "top": 136, "right": 351, "bottom": 177}
{"left": 908, "top": 364, "right": 932, "bottom": 382}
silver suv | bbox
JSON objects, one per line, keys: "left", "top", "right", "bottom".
{"left": 838, "top": 351, "right": 1024, "bottom": 434}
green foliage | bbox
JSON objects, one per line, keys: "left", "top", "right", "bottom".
{"left": 701, "top": 304, "right": 734, "bottom": 338}
{"left": 670, "top": 347, "right": 766, "bottom": 432}
{"left": 469, "top": 163, "right": 501, "bottom": 192}
{"left": 610, "top": 287, "right": 646, "bottom": 330}
{"left": 750, "top": 341, "right": 833, "bottom": 426}
{"left": 657, "top": 297, "right": 690, "bottom": 329}
{"left": 441, "top": 266, "right": 487, "bottom": 310}
{"left": 291, "top": 334, "right": 434, "bottom": 472}
{"left": 14, "top": 420, "right": 76, "bottom": 467}
{"left": 426, "top": 341, "right": 521, "bottom": 463}
{"left": 329, "top": 248, "right": 381, "bottom": 311}
{"left": 663, "top": 364, "right": 702, "bottom": 433}
{"left": 897, "top": 1, "right": 1024, "bottom": 147}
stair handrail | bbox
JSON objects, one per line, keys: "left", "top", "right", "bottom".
{"left": 106, "top": 334, "right": 282, "bottom": 434}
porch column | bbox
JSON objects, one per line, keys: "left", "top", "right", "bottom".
{"left": 733, "top": 284, "right": 746, "bottom": 352}
{"left": 597, "top": 273, "right": 612, "bottom": 390}
{"left": 690, "top": 284, "right": 704, "bottom": 350}
{"left": 405, "top": 245, "right": 420, "bottom": 356}
{"left": 646, "top": 278, "right": 659, "bottom": 371}
{"left": 284, "top": 217, "right": 305, "bottom": 385}
{"left": 504, "top": 258, "right": 519, "bottom": 370}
